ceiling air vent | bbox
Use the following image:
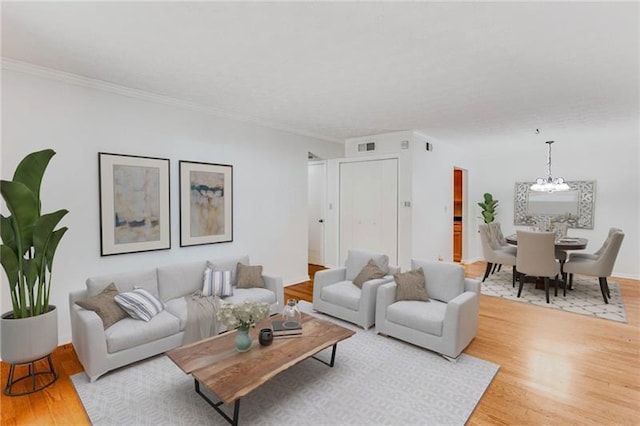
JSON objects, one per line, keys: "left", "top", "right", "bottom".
{"left": 357, "top": 141, "right": 376, "bottom": 153}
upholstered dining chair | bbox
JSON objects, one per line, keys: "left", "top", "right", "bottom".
{"left": 488, "top": 222, "right": 513, "bottom": 250}
{"left": 488, "top": 222, "right": 517, "bottom": 273}
{"left": 569, "top": 227, "right": 622, "bottom": 262}
{"left": 479, "top": 224, "right": 517, "bottom": 286}
{"left": 563, "top": 227, "right": 621, "bottom": 291}
{"left": 515, "top": 230, "right": 560, "bottom": 303}
{"left": 313, "top": 249, "right": 399, "bottom": 329}
{"left": 563, "top": 229, "right": 624, "bottom": 304}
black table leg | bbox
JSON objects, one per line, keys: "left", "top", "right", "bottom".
{"left": 312, "top": 343, "right": 338, "bottom": 367}
{"left": 195, "top": 379, "right": 241, "bottom": 425}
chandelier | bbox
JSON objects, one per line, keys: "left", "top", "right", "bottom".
{"left": 530, "top": 140, "right": 570, "bottom": 192}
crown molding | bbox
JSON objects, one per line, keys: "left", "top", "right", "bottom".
{"left": 2, "top": 58, "right": 342, "bottom": 144}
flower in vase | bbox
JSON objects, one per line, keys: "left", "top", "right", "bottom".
{"left": 216, "top": 300, "right": 270, "bottom": 330}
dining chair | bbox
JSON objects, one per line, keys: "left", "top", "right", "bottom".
{"left": 479, "top": 224, "right": 516, "bottom": 286}
{"left": 488, "top": 222, "right": 517, "bottom": 273}
{"left": 568, "top": 227, "right": 622, "bottom": 262}
{"left": 563, "top": 229, "right": 624, "bottom": 304}
{"left": 515, "top": 230, "right": 560, "bottom": 303}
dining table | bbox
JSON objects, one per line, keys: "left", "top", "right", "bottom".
{"left": 505, "top": 233, "right": 588, "bottom": 290}
{"left": 505, "top": 234, "right": 588, "bottom": 251}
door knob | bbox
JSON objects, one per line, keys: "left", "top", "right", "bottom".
{"left": 318, "top": 219, "right": 324, "bottom": 223}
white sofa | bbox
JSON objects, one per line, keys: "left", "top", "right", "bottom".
{"left": 69, "top": 255, "right": 283, "bottom": 382}
{"left": 375, "top": 259, "right": 480, "bottom": 359}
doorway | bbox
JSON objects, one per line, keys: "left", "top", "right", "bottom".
{"left": 308, "top": 161, "right": 325, "bottom": 266}
{"left": 453, "top": 169, "right": 463, "bottom": 262}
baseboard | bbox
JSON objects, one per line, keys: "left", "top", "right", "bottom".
{"left": 611, "top": 272, "right": 640, "bottom": 280}
{"left": 284, "top": 275, "right": 311, "bottom": 287}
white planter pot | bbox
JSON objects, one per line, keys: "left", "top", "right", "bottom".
{"left": 1, "top": 306, "right": 58, "bottom": 364}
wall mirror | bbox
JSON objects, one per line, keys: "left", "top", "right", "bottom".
{"left": 514, "top": 181, "right": 596, "bottom": 229}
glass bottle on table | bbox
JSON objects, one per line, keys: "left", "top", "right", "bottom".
{"left": 281, "top": 299, "right": 302, "bottom": 329}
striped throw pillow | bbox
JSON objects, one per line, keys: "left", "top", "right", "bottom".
{"left": 203, "top": 268, "right": 233, "bottom": 298}
{"left": 114, "top": 288, "right": 165, "bottom": 322}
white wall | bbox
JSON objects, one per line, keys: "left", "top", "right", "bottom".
{"left": 469, "top": 124, "right": 639, "bottom": 279}
{"left": 329, "top": 131, "right": 474, "bottom": 270}
{"left": 410, "top": 133, "right": 477, "bottom": 265}
{"left": 0, "top": 68, "right": 343, "bottom": 347}
{"left": 333, "top": 126, "right": 638, "bottom": 280}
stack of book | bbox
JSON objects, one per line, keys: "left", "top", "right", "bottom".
{"left": 271, "top": 319, "right": 302, "bottom": 338}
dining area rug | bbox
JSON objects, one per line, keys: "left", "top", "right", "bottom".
{"left": 479, "top": 270, "right": 627, "bottom": 322}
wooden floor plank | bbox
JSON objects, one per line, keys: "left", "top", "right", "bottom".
{"left": 1, "top": 262, "right": 638, "bottom": 425}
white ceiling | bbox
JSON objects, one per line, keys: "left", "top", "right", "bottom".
{"left": 2, "top": 2, "right": 638, "bottom": 150}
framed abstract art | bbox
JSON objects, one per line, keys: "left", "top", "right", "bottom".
{"left": 179, "top": 160, "right": 233, "bottom": 247}
{"left": 98, "top": 152, "right": 171, "bottom": 255}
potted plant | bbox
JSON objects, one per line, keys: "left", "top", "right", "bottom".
{"left": 0, "top": 149, "right": 68, "bottom": 395}
{"left": 478, "top": 192, "right": 498, "bottom": 223}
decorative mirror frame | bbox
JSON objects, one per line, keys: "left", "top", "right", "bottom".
{"left": 514, "top": 180, "right": 596, "bottom": 229}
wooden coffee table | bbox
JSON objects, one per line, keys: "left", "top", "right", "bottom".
{"left": 167, "top": 312, "right": 355, "bottom": 425}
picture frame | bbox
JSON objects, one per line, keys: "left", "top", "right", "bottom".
{"left": 179, "top": 160, "right": 233, "bottom": 247}
{"left": 98, "top": 152, "right": 171, "bottom": 256}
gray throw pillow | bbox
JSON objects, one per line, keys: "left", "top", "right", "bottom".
{"left": 394, "top": 268, "right": 429, "bottom": 302}
{"left": 352, "top": 259, "right": 387, "bottom": 288}
{"left": 75, "top": 283, "right": 128, "bottom": 329}
{"left": 236, "top": 263, "right": 265, "bottom": 289}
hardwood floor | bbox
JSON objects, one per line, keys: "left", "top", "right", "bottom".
{"left": 1, "top": 262, "right": 638, "bottom": 425}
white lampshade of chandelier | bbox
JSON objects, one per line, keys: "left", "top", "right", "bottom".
{"left": 530, "top": 176, "right": 570, "bottom": 192}
{"left": 530, "top": 140, "right": 570, "bottom": 193}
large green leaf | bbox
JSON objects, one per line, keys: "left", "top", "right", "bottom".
{"left": 45, "top": 227, "right": 68, "bottom": 271}
{"left": 33, "top": 209, "right": 68, "bottom": 265}
{"left": 1, "top": 180, "right": 39, "bottom": 252}
{"left": 0, "top": 245, "right": 20, "bottom": 314}
{"left": 22, "top": 258, "right": 38, "bottom": 291}
{"left": 482, "top": 211, "right": 495, "bottom": 223}
{"left": 0, "top": 245, "right": 19, "bottom": 289}
{"left": 0, "top": 214, "right": 17, "bottom": 252}
{"left": 12, "top": 149, "right": 55, "bottom": 213}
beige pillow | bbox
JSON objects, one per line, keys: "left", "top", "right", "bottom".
{"left": 236, "top": 263, "right": 265, "bottom": 288}
{"left": 394, "top": 268, "right": 429, "bottom": 302}
{"left": 352, "top": 259, "right": 387, "bottom": 288}
{"left": 75, "top": 283, "right": 128, "bottom": 329}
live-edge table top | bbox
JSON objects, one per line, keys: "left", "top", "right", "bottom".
{"left": 167, "top": 312, "right": 355, "bottom": 405}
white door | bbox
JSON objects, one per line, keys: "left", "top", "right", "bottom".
{"left": 308, "top": 162, "right": 325, "bottom": 265}
{"left": 339, "top": 159, "right": 398, "bottom": 265}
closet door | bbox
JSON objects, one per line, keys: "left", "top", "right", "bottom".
{"left": 339, "top": 159, "right": 398, "bottom": 265}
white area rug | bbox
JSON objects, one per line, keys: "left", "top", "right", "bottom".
{"left": 480, "top": 270, "right": 627, "bottom": 323}
{"left": 71, "top": 304, "right": 499, "bottom": 425}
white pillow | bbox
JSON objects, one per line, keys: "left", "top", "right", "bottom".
{"left": 203, "top": 267, "right": 234, "bottom": 297}
{"left": 114, "top": 288, "right": 164, "bottom": 322}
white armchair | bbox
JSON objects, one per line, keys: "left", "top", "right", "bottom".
{"left": 313, "top": 249, "right": 399, "bottom": 329}
{"left": 375, "top": 259, "right": 480, "bottom": 360}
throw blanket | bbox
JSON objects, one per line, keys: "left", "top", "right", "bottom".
{"left": 183, "top": 292, "right": 219, "bottom": 345}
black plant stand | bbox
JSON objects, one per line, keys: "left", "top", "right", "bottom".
{"left": 4, "top": 353, "right": 58, "bottom": 396}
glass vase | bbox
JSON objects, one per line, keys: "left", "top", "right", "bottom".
{"left": 235, "top": 326, "right": 253, "bottom": 352}
{"left": 281, "top": 299, "right": 302, "bottom": 329}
